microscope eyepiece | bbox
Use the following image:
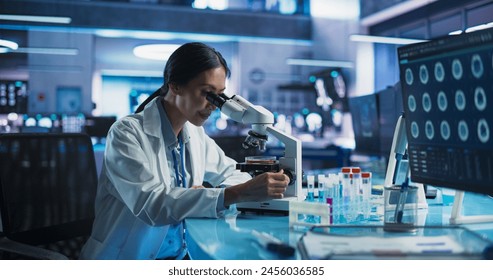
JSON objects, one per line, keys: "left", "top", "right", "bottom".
{"left": 205, "top": 92, "right": 227, "bottom": 108}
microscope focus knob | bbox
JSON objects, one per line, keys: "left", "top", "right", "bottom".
{"left": 284, "top": 169, "right": 294, "bottom": 185}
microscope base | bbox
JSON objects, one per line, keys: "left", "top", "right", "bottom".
{"left": 237, "top": 197, "right": 299, "bottom": 213}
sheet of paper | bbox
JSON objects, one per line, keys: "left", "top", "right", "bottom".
{"left": 301, "top": 231, "right": 465, "bottom": 259}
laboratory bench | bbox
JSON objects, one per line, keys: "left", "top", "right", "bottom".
{"left": 94, "top": 142, "right": 493, "bottom": 259}
{"left": 185, "top": 189, "right": 493, "bottom": 260}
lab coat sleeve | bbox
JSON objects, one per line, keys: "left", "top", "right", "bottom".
{"left": 103, "top": 118, "right": 225, "bottom": 226}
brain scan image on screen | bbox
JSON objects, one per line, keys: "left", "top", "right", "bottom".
{"left": 471, "top": 54, "right": 484, "bottom": 79}
{"left": 478, "top": 119, "right": 489, "bottom": 144}
{"left": 419, "top": 65, "right": 429, "bottom": 84}
{"left": 441, "top": 120, "right": 451, "bottom": 140}
{"left": 422, "top": 92, "right": 432, "bottom": 112}
{"left": 452, "top": 59, "right": 463, "bottom": 80}
{"left": 408, "top": 95, "right": 416, "bottom": 112}
{"left": 434, "top": 62, "right": 445, "bottom": 82}
{"left": 474, "top": 87, "right": 487, "bottom": 111}
{"left": 437, "top": 91, "right": 448, "bottom": 112}
{"left": 455, "top": 89, "right": 466, "bottom": 111}
{"left": 411, "top": 122, "right": 419, "bottom": 139}
{"left": 425, "top": 121, "right": 435, "bottom": 140}
{"left": 458, "top": 120, "right": 469, "bottom": 142}
{"left": 405, "top": 68, "right": 414, "bottom": 85}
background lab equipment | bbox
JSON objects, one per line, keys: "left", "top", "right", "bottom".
{"left": 206, "top": 92, "right": 303, "bottom": 212}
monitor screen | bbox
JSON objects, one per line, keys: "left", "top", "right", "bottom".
{"left": 0, "top": 80, "right": 28, "bottom": 114}
{"left": 84, "top": 116, "right": 117, "bottom": 138}
{"left": 378, "top": 83, "right": 404, "bottom": 158}
{"left": 312, "top": 68, "right": 349, "bottom": 113}
{"left": 398, "top": 28, "right": 493, "bottom": 196}
{"left": 349, "top": 83, "right": 403, "bottom": 159}
{"left": 348, "top": 93, "right": 381, "bottom": 156}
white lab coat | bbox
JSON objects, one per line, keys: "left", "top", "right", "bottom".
{"left": 79, "top": 98, "right": 251, "bottom": 259}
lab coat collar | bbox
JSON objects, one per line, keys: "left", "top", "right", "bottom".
{"left": 156, "top": 97, "right": 179, "bottom": 148}
{"left": 154, "top": 95, "right": 191, "bottom": 148}
{"left": 141, "top": 96, "right": 163, "bottom": 139}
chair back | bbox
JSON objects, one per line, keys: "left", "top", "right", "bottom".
{"left": 0, "top": 133, "right": 98, "bottom": 259}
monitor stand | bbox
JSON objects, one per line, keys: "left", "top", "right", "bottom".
{"left": 449, "top": 191, "right": 493, "bottom": 224}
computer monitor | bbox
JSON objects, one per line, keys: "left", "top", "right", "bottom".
{"left": 312, "top": 68, "right": 349, "bottom": 113}
{"left": 378, "top": 83, "right": 404, "bottom": 159}
{"left": 348, "top": 93, "right": 381, "bottom": 157}
{"left": 0, "top": 80, "right": 28, "bottom": 114}
{"left": 83, "top": 116, "right": 117, "bottom": 139}
{"left": 398, "top": 29, "right": 493, "bottom": 199}
{"left": 349, "top": 83, "right": 403, "bottom": 159}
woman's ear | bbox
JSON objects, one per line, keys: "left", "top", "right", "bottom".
{"left": 168, "top": 83, "right": 181, "bottom": 95}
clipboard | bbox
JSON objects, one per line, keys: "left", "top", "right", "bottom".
{"left": 297, "top": 225, "right": 493, "bottom": 260}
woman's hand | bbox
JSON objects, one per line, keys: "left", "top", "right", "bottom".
{"left": 223, "top": 170, "right": 290, "bottom": 207}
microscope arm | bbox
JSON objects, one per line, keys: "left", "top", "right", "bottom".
{"left": 266, "top": 126, "right": 299, "bottom": 158}
{"left": 209, "top": 94, "right": 274, "bottom": 128}
{"left": 266, "top": 126, "right": 303, "bottom": 197}
{"left": 206, "top": 92, "right": 275, "bottom": 150}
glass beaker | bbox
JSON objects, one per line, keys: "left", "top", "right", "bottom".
{"left": 383, "top": 184, "right": 418, "bottom": 232}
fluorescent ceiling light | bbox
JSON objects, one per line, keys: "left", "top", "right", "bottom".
{"left": 14, "top": 47, "right": 79, "bottom": 55}
{"left": 449, "top": 30, "right": 463, "bottom": 35}
{"left": 350, "top": 34, "right": 427, "bottom": 45}
{"left": 360, "top": 0, "right": 437, "bottom": 26}
{"left": 0, "top": 39, "right": 18, "bottom": 53}
{"left": 466, "top": 22, "right": 493, "bottom": 33}
{"left": 192, "top": 0, "right": 228, "bottom": 10}
{"left": 95, "top": 29, "right": 312, "bottom": 46}
{"left": 101, "top": 69, "right": 163, "bottom": 77}
{"left": 286, "top": 58, "right": 354, "bottom": 68}
{"left": 0, "top": 39, "right": 18, "bottom": 49}
{"left": 0, "top": 39, "right": 78, "bottom": 55}
{"left": 449, "top": 22, "right": 493, "bottom": 35}
{"left": 310, "top": 0, "right": 360, "bottom": 19}
{"left": 133, "top": 44, "right": 181, "bottom": 61}
{"left": 95, "top": 30, "right": 177, "bottom": 40}
{"left": 0, "top": 14, "right": 71, "bottom": 24}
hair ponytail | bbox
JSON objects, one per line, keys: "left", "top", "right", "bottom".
{"left": 134, "top": 87, "right": 165, "bottom": 113}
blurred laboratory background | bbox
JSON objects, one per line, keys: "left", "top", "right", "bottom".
{"left": 1, "top": 0, "right": 492, "bottom": 172}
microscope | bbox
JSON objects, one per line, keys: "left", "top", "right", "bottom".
{"left": 206, "top": 92, "right": 303, "bottom": 212}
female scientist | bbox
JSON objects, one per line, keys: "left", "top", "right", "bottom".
{"left": 79, "top": 42, "right": 289, "bottom": 260}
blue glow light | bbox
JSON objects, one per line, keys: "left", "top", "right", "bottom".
{"left": 279, "top": 0, "right": 297, "bottom": 15}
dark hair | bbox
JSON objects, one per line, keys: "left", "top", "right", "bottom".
{"left": 135, "top": 42, "right": 230, "bottom": 113}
